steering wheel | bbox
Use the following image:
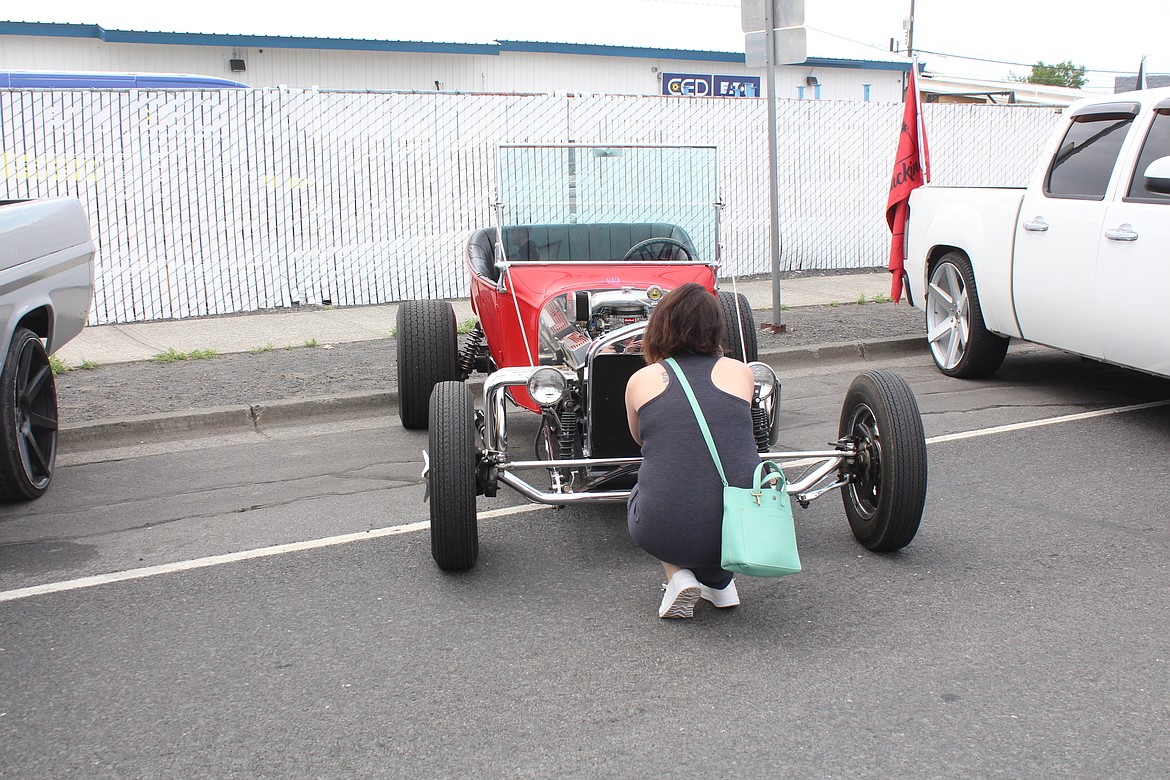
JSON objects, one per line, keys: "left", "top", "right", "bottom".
{"left": 622, "top": 237, "right": 694, "bottom": 263}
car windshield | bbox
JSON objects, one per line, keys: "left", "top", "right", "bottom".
{"left": 495, "top": 144, "right": 719, "bottom": 262}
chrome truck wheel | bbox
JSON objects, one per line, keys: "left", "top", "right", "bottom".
{"left": 926, "top": 252, "right": 1008, "bottom": 378}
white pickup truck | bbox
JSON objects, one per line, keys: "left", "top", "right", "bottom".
{"left": 905, "top": 86, "right": 1170, "bottom": 379}
{"left": 0, "top": 198, "right": 95, "bottom": 500}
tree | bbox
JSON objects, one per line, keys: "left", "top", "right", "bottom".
{"left": 1014, "top": 60, "right": 1087, "bottom": 89}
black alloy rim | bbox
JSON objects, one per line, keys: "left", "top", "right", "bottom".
{"left": 15, "top": 339, "right": 58, "bottom": 488}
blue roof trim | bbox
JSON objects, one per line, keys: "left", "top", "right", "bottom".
{"left": 0, "top": 70, "right": 248, "bottom": 88}
{"left": 0, "top": 22, "right": 500, "bottom": 55}
{"left": 807, "top": 57, "right": 913, "bottom": 72}
{"left": 0, "top": 21, "right": 910, "bottom": 71}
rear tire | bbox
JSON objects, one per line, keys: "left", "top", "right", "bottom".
{"left": 397, "top": 300, "right": 460, "bottom": 430}
{"left": 926, "top": 252, "right": 1008, "bottom": 378}
{"left": 428, "top": 381, "right": 479, "bottom": 571}
{"left": 719, "top": 291, "right": 758, "bottom": 362}
{"left": 838, "top": 370, "right": 927, "bottom": 552}
{"left": 0, "top": 329, "right": 58, "bottom": 501}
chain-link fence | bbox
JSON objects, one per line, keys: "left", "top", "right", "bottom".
{"left": 0, "top": 89, "right": 1060, "bottom": 324}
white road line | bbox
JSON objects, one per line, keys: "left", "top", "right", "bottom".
{"left": 4, "top": 399, "right": 1167, "bottom": 604}
{"left": 0, "top": 503, "right": 543, "bottom": 604}
{"left": 924, "top": 400, "right": 1170, "bottom": 445}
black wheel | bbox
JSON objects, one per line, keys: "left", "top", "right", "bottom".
{"left": 838, "top": 370, "right": 927, "bottom": 552}
{"left": 396, "top": 300, "right": 460, "bottom": 430}
{"left": 926, "top": 252, "right": 1009, "bottom": 378}
{"left": 718, "top": 291, "right": 758, "bottom": 362}
{"left": 0, "top": 329, "right": 58, "bottom": 501}
{"left": 428, "top": 381, "right": 479, "bottom": 571}
{"left": 621, "top": 237, "right": 693, "bottom": 262}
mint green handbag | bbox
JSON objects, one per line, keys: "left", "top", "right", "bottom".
{"left": 664, "top": 358, "right": 801, "bottom": 578}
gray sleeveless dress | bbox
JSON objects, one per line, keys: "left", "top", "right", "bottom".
{"left": 627, "top": 354, "right": 761, "bottom": 588}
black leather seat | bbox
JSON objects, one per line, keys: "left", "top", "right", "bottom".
{"left": 466, "top": 227, "right": 497, "bottom": 281}
{"left": 466, "top": 223, "right": 699, "bottom": 282}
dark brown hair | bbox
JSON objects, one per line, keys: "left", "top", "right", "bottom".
{"left": 641, "top": 282, "right": 725, "bottom": 364}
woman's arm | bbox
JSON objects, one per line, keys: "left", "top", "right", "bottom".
{"left": 624, "top": 363, "right": 669, "bottom": 445}
{"left": 625, "top": 382, "right": 642, "bottom": 445}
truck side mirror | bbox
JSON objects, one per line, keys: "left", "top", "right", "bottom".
{"left": 1143, "top": 156, "right": 1170, "bottom": 194}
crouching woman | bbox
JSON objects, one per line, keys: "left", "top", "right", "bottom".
{"left": 624, "top": 283, "right": 760, "bottom": 619}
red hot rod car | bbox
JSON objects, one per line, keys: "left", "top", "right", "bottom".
{"left": 396, "top": 145, "right": 927, "bottom": 571}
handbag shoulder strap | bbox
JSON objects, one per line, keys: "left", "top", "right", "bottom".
{"left": 663, "top": 357, "right": 728, "bottom": 487}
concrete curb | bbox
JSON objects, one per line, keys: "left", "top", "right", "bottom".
{"left": 756, "top": 334, "right": 925, "bottom": 370}
{"left": 59, "top": 335, "right": 926, "bottom": 451}
{"left": 60, "top": 391, "right": 399, "bottom": 451}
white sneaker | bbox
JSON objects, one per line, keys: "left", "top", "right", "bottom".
{"left": 658, "top": 569, "right": 702, "bottom": 619}
{"left": 700, "top": 579, "right": 740, "bottom": 608}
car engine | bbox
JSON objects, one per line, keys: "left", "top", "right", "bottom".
{"left": 537, "top": 286, "right": 664, "bottom": 369}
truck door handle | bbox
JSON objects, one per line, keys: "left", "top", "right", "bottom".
{"left": 1022, "top": 218, "right": 1049, "bottom": 232}
{"left": 1104, "top": 223, "right": 1139, "bottom": 241}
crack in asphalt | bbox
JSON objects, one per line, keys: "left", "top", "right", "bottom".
{"left": 0, "top": 480, "right": 416, "bottom": 549}
{"left": 2, "top": 469, "right": 416, "bottom": 531}
{"left": 997, "top": 494, "right": 1170, "bottom": 546}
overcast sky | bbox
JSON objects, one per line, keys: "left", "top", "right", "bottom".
{"left": 5, "top": 0, "right": 1164, "bottom": 91}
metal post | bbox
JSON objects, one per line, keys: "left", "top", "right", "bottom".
{"left": 764, "top": 1, "right": 785, "bottom": 332}
{"left": 907, "top": 0, "right": 916, "bottom": 58}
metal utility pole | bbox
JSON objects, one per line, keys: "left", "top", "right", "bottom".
{"left": 906, "top": 0, "right": 916, "bottom": 59}
{"left": 763, "top": 1, "right": 783, "bottom": 331}
{"left": 742, "top": 0, "right": 805, "bottom": 332}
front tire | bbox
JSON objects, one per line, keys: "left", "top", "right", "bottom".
{"left": 428, "top": 381, "right": 479, "bottom": 571}
{"left": 838, "top": 370, "right": 927, "bottom": 552}
{"left": 397, "top": 300, "right": 460, "bottom": 430}
{"left": 719, "top": 291, "right": 758, "bottom": 362}
{"left": 926, "top": 252, "right": 1008, "bottom": 378}
{"left": 0, "top": 329, "right": 58, "bottom": 501}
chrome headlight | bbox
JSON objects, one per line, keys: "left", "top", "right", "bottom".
{"left": 749, "top": 362, "right": 778, "bottom": 399}
{"left": 527, "top": 367, "right": 568, "bottom": 407}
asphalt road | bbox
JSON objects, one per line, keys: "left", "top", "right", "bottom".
{"left": 3, "top": 349, "right": 1170, "bottom": 778}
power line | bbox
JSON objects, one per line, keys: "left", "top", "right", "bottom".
{"left": 914, "top": 48, "right": 1136, "bottom": 75}
{"left": 805, "top": 26, "right": 1138, "bottom": 76}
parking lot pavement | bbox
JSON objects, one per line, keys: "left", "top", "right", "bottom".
{"left": 5, "top": 350, "right": 1170, "bottom": 776}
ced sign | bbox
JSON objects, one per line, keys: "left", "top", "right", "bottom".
{"left": 663, "top": 73, "right": 712, "bottom": 96}
{"left": 663, "top": 73, "right": 760, "bottom": 98}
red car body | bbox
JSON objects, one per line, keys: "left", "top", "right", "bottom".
{"left": 465, "top": 246, "right": 716, "bottom": 412}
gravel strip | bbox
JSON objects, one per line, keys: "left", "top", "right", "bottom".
{"left": 56, "top": 301, "right": 924, "bottom": 424}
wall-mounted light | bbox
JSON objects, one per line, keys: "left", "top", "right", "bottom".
{"left": 230, "top": 58, "right": 246, "bottom": 72}
{"left": 805, "top": 75, "right": 819, "bottom": 87}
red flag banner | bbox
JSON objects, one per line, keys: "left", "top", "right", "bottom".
{"left": 886, "top": 65, "right": 930, "bottom": 303}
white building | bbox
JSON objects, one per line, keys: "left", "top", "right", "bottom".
{"left": 919, "top": 74, "right": 1087, "bottom": 106}
{"left": 0, "top": 21, "right": 911, "bottom": 102}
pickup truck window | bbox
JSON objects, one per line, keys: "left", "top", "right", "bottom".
{"left": 1124, "top": 109, "right": 1170, "bottom": 204}
{"left": 1045, "top": 115, "right": 1134, "bottom": 200}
